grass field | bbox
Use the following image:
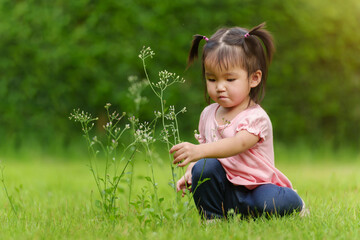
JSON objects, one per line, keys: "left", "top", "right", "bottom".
{"left": 0, "top": 147, "right": 359, "bottom": 239}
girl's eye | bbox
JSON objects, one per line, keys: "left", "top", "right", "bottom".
{"left": 227, "top": 79, "right": 236, "bottom": 82}
{"left": 207, "top": 78, "right": 216, "bottom": 82}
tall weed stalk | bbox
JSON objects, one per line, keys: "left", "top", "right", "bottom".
{"left": 139, "top": 46, "right": 186, "bottom": 191}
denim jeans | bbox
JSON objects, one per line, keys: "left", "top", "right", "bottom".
{"left": 191, "top": 158, "right": 303, "bottom": 219}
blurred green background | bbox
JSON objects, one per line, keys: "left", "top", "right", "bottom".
{"left": 1, "top": 0, "right": 359, "bottom": 156}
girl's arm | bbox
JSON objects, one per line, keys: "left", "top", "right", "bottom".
{"left": 170, "top": 130, "right": 260, "bottom": 167}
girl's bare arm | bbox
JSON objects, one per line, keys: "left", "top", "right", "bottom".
{"left": 170, "top": 130, "right": 260, "bottom": 167}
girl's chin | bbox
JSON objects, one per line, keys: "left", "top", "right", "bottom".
{"left": 216, "top": 102, "right": 235, "bottom": 108}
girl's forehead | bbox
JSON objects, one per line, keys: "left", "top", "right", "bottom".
{"left": 204, "top": 46, "right": 246, "bottom": 73}
{"left": 204, "top": 63, "right": 247, "bottom": 76}
{"left": 204, "top": 59, "right": 246, "bottom": 74}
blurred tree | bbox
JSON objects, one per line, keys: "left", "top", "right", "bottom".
{"left": 0, "top": 0, "right": 359, "bottom": 151}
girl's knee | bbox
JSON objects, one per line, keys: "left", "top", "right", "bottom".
{"left": 191, "top": 158, "right": 222, "bottom": 180}
{"left": 250, "top": 184, "right": 303, "bottom": 216}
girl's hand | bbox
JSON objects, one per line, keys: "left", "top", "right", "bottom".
{"left": 176, "top": 163, "right": 194, "bottom": 197}
{"left": 170, "top": 142, "right": 202, "bottom": 167}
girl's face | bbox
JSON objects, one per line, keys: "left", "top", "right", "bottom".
{"left": 205, "top": 64, "right": 262, "bottom": 111}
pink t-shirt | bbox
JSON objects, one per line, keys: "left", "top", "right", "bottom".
{"left": 195, "top": 103, "right": 293, "bottom": 190}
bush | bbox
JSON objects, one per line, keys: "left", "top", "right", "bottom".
{"left": 1, "top": 0, "right": 359, "bottom": 151}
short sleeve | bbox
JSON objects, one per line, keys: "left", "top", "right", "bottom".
{"left": 194, "top": 108, "right": 206, "bottom": 143}
{"left": 235, "top": 113, "right": 269, "bottom": 143}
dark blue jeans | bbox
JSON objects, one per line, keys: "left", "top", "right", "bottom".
{"left": 191, "top": 158, "right": 303, "bottom": 219}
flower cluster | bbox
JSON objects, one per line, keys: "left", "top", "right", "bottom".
{"left": 103, "top": 112, "right": 126, "bottom": 131}
{"left": 160, "top": 128, "right": 170, "bottom": 142}
{"left": 128, "top": 116, "right": 139, "bottom": 125}
{"left": 154, "top": 111, "right": 162, "bottom": 118}
{"left": 128, "top": 76, "right": 149, "bottom": 107}
{"left": 134, "top": 122, "right": 155, "bottom": 144}
{"left": 103, "top": 121, "right": 113, "bottom": 131}
{"left": 138, "top": 46, "right": 155, "bottom": 60}
{"left": 69, "top": 109, "right": 98, "bottom": 123}
{"left": 111, "top": 111, "right": 126, "bottom": 121}
{"left": 128, "top": 76, "right": 149, "bottom": 96}
{"left": 153, "top": 70, "right": 185, "bottom": 91}
{"left": 165, "top": 106, "right": 187, "bottom": 120}
{"left": 104, "top": 103, "right": 111, "bottom": 110}
{"left": 69, "top": 109, "right": 98, "bottom": 133}
{"left": 165, "top": 106, "right": 176, "bottom": 121}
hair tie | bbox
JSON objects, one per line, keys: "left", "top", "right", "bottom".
{"left": 203, "top": 36, "right": 209, "bottom": 42}
{"left": 244, "top": 33, "right": 250, "bottom": 38}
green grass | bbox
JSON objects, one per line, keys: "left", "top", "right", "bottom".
{"left": 0, "top": 148, "right": 360, "bottom": 239}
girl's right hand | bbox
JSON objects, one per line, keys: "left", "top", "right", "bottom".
{"left": 170, "top": 142, "right": 202, "bottom": 167}
{"left": 176, "top": 163, "right": 194, "bottom": 197}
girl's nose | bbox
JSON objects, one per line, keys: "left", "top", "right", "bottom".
{"left": 216, "top": 82, "right": 226, "bottom": 91}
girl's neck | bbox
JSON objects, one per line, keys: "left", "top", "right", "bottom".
{"left": 216, "top": 99, "right": 256, "bottom": 124}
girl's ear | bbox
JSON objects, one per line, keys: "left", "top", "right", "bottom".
{"left": 250, "top": 70, "right": 262, "bottom": 88}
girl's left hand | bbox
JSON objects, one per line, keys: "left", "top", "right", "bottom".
{"left": 170, "top": 142, "right": 201, "bottom": 167}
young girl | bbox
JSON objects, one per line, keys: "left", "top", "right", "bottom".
{"left": 170, "top": 23, "right": 305, "bottom": 219}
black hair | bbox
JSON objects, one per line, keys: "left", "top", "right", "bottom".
{"left": 188, "top": 22, "right": 275, "bottom": 104}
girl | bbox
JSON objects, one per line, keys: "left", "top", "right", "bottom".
{"left": 170, "top": 23, "right": 306, "bottom": 219}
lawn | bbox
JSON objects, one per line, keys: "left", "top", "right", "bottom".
{"left": 0, "top": 147, "right": 359, "bottom": 239}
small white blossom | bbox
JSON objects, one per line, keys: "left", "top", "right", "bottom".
{"left": 154, "top": 111, "right": 162, "bottom": 118}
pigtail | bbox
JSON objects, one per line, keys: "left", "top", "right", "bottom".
{"left": 242, "top": 22, "right": 275, "bottom": 104}
{"left": 187, "top": 34, "right": 206, "bottom": 69}
{"left": 248, "top": 22, "right": 275, "bottom": 64}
